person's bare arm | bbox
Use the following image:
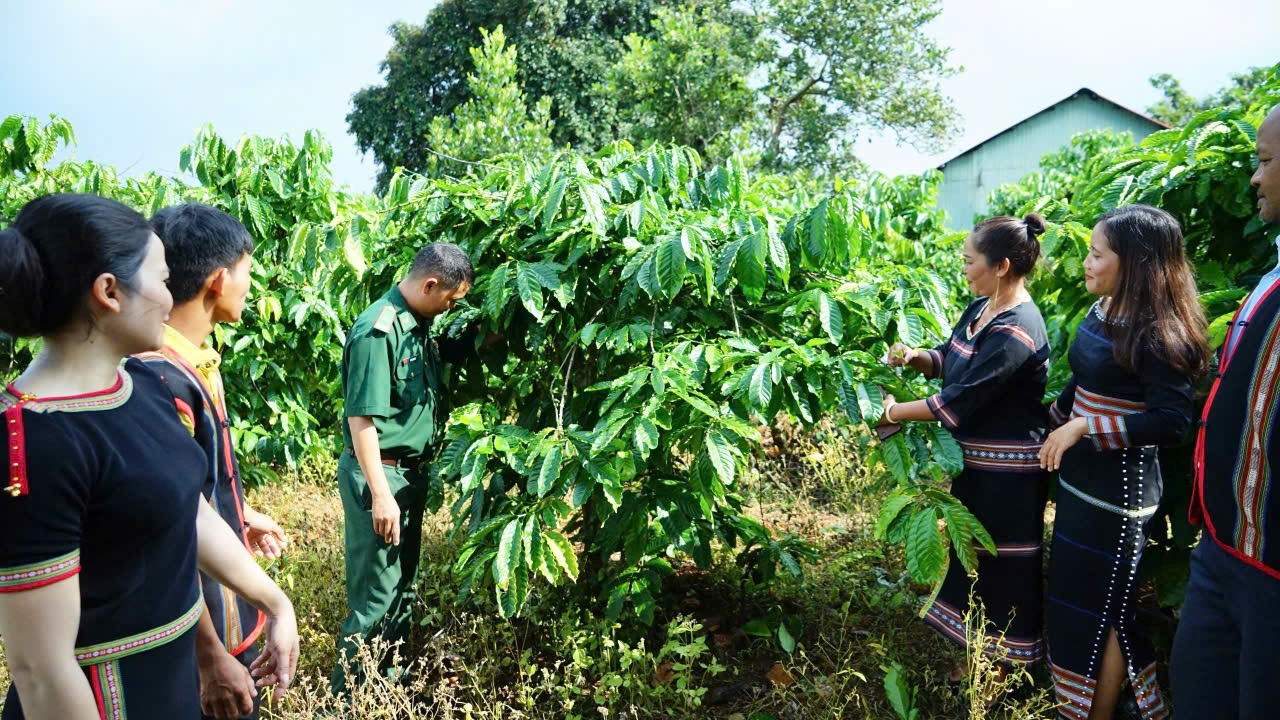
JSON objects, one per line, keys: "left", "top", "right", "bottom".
{"left": 882, "top": 398, "right": 939, "bottom": 424}
{"left": 348, "top": 415, "right": 401, "bottom": 546}
{"left": 0, "top": 578, "right": 99, "bottom": 719}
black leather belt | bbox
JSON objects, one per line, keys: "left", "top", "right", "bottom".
{"left": 343, "top": 447, "right": 405, "bottom": 467}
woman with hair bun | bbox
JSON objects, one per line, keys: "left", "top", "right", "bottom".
{"left": 1039, "top": 205, "right": 1208, "bottom": 720}
{"left": 883, "top": 214, "right": 1053, "bottom": 682}
{"left": 0, "top": 194, "right": 298, "bottom": 719}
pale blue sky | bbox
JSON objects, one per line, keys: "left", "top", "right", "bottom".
{"left": 2, "top": 0, "right": 1277, "bottom": 192}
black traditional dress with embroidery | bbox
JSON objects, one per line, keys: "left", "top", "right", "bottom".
{"left": 920, "top": 297, "right": 1052, "bottom": 666}
{"left": 1045, "top": 301, "right": 1190, "bottom": 720}
{"left": 0, "top": 359, "right": 206, "bottom": 720}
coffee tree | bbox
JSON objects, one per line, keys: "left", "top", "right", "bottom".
{"left": 373, "top": 144, "right": 985, "bottom": 617}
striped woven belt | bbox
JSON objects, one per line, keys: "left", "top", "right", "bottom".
{"left": 956, "top": 438, "right": 1043, "bottom": 472}
{"left": 1057, "top": 478, "right": 1159, "bottom": 519}
{"left": 74, "top": 596, "right": 204, "bottom": 666}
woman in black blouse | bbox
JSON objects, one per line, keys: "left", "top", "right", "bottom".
{"left": 884, "top": 214, "right": 1052, "bottom": 682}
{"left": 1038, "top": 205, "right": 1209, "bottom": 720}
{"left": 0, "top": 195, "right": 299, "bottom": 719}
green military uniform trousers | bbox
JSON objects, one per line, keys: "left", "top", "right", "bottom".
{"left": 330, "top": 450, "right": 427, "bottom": 695}
{"left": 332, "top": 285, "right": 445, "bottom": 696}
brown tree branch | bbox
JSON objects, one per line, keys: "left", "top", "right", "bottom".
{"left": 557, "top": 305, "right": 607, "bottom": 431}
{"left": 768, "top": 59, "right": 831, "bottom": 153}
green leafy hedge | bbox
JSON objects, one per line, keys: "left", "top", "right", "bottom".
{"left": 2, "top": 115, "right": 983, "bottom": 617}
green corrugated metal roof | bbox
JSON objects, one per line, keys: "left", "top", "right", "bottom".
{"left": 937, "top": 88, "right": 1170, "bottom": 170}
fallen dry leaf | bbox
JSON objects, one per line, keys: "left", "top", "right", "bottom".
{"left": 766, "top": 662, "right": 794, "bottom": 687}
{"left": 652, "top": 661, "right": 676, "bottom": 687}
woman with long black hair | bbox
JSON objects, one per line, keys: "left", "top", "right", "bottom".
{"left": 1039, "top": 204, "right": 1209, "bottom": 720}
{"left": 0, "top": 194, "right": 298, "bottom": 719}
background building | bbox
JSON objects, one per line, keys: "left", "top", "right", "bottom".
{"left": 935, "top": 88, "right": 1168, "bottom": 227}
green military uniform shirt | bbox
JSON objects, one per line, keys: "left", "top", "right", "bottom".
{"left": 332, "top": 283, "right": 477, "bottom": 696}
{"left": 340, "top": 286, "right": 444, "bottom": 461}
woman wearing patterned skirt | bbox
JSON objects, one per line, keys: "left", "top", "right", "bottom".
{"left": 1039, "top": 205, "right": 1209, "bottom": 720}
{"left": 0, "top": 195, "right": 299, "bottom": 719}
{"left": 885, "top": 214, "right": 1052, "bottom": 680}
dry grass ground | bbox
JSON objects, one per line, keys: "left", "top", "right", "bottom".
{"left": 240, "top": 431, "right": 1062, "bottom": 719}
{"left": 0, "top": 433, "right": 1074, "bottom": 718}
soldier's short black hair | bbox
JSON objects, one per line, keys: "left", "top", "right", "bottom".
{"left": 151, "top": 203, "right": 255, "bottom": 305}
{"left": 409, "top": 242, "right": 474, "bottom": 288}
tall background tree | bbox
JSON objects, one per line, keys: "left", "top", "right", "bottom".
{"left": 1147, "top": 65, "right": 1273, "bottom": 127}
{"left": 347, "top": 0, "right": 661, "bottom": 188}
{"left": 753, "top": 0, "right": 959, "bottom": 171}
{"left": 349, "top": 0, "right": 959, "bottom": 183}
{"left": 602, "top": 6, "right": 769, "bottom": 161}
{"left": 423, "top": 26, "right": 555, "bottom": 177}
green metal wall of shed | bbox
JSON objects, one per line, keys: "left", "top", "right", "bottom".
{"left": 936, "top": 95, "right": 1162, "bottom": 229}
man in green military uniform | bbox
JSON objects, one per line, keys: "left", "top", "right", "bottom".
{"left": 331, "top": 242, "right": 476, "bottom": 695}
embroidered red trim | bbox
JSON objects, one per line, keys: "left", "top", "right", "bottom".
{"left": 926, "top": 393, "right": 960, "bottom": 429}
{"left": 0, "top": 551, "right": 82, "bottom": 593}
{"left": 74, "top": 597, "right": 204, "bottom": 664}
{"left": 926, "top": 348, "right": 945, "bottom": 379}
{"left": 990, "top": 323, "right": 1038, "bottom": 351}
{"left": 5, "top": 373, "right": 124, "bottom": 403}
{"left": 5, "top": 400, "right": 31, "bottom": 498}
{"left": 1193, "top": 279, "right": 1280, "bottom": 578}
{"left": 89, "top": 664, "right": 107, "bottom": 719}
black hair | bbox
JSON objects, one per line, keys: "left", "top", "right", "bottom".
{"left": 0, "top": 194, "right": 153, "bottom": 338}
{"left": 409, "top": 242, "right": 474, "bottom": 288}
{"left": 150, "top": 203, "right": 256, "bottom": 305}
{"left": 971, "top": 213, "right": 1046, "bottom": 277}
{"left": 1096, "top": 204, "right": 1209, "bottom": 379}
